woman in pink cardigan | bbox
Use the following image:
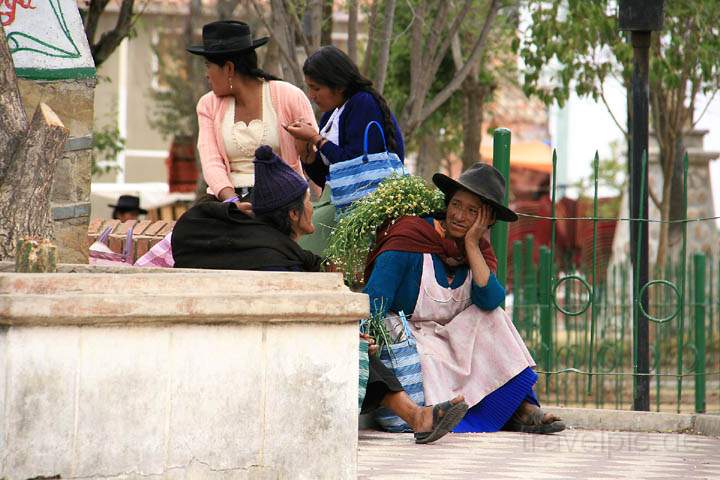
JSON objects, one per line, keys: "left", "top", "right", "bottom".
{"left": 188, "top": 21, "right": 317, "bottom": 208}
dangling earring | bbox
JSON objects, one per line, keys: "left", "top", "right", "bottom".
{"left": 229, "top": 77, "right": 233, "bottom": 91}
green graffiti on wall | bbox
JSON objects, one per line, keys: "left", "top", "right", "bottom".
{"left": 7, "top": 0, "right": 80, "bottom": 59}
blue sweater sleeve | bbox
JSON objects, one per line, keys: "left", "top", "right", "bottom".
{"left": 471, "top": 273, "right": 506, "bottom": 311}
{"left": 363, "top": 250, "right": 417, "bottom": 318}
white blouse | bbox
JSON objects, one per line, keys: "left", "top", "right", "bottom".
{"left": 319, "top": 102, "right": 346, "bottom": 166}
{"left": 222, "top": 81, "right": 280, "bottom": 188}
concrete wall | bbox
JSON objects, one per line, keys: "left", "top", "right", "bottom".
{"left": 0, "top": 269, "right": 368, "bottom": 479}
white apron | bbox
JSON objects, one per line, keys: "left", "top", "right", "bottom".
{"left": 409, "top": 254, "right": 536, "bottom": 407}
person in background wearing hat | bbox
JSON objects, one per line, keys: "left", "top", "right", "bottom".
{"left": 363, "top": 163, "right": 566, "bottom": 436}
{"left": 171, "top": 146, "right": 467, "bottom": 444}
{"left": 187, "top": 21, "right": 318, "bottom": 210}
{"left": 110, "top": 195, "right": 147, "bottom": 222}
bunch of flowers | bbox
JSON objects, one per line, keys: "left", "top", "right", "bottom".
{"left": 326, "top": 174, "right": 445, "bottom": 282}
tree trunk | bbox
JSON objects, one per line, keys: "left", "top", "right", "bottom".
{"left": 415, "top": 133, "right": 442, "bottom": 183}
{"left": 269, "top": 0, "right": 305, "bottom": 86}
{"left": 303, "top": 0, "right": 323, "bottom": 52}
{"left": 374, "top": 0, "right": 397, "bottom": 94}
{"left": 0, "top": 103, "right": 69, "bottom": 260}
{"left": 321, "top": 0, "right": 334, "bottom": 46}
{"left": 361, "top": 0, "right": 381, "bottom": 76}
{"left": 0, "top": 27, "right": 26, "bottom": 179}
{"left": 347, "top": 0, "right": 359, "bottom": 63}
{"left": 461, "top": 75, "right": 491, "bottom": 170}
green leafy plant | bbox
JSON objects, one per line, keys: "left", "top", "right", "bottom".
{"left": 326, "top": 174, "right": 445, "bottom": 282}
{"left": 91, "top": 125, "right": 125, "bottom": 176}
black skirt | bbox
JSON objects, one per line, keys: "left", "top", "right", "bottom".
{"left": 361, "top": 354, "right": 404, "bottom": 414}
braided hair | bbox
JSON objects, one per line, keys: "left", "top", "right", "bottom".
{"left": 302, "top": 46, "right": 398, "bottom": 153}
{"left": 205, "top": 49, "right": 280, "bottom": 82}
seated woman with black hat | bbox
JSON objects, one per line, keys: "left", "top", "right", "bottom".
{"left": 187, "top": 21, "right": 318, "bottom": 210}
{"left": 172, "top": 145, "right": 468, "bottom": 444}
{"left": 363, "top": 163, "right": 566, "bottom": 435}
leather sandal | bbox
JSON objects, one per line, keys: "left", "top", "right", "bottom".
{"left": 414, "top": 400, "right": 469, "bottom": 444}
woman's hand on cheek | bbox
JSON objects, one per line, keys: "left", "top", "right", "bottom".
{"left": 465, "top": 205, "right": 493, "bottom": 246}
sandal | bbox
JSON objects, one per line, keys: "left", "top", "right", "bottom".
{"left": 414, "top": 400, "right": 469, "bottom": 444}
{"left": 505, "top": 407, "right": 566, "bottom": 434}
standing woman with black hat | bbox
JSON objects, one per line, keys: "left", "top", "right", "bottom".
{"left": 187, "top": 21, "right": 318, "bottom": 208}
{"left": 362, "top": 163, "right": 566, "bottom": 438}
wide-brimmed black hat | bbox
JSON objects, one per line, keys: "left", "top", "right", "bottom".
{"left": 433, "top": 163, "right": 518, "bottom": 222}
{"left": 187, "top": 21, "right": 269, "bottom": 56}
{"left": 108, "top": 195, "right": 148, "bottom": 215}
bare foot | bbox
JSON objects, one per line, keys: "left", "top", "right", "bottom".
{"left": 414, "top": 395, "right": 465, "bottom": 433}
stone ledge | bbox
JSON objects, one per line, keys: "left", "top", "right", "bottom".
{"left": 1, "top": 291, "right": 369, "bottom": 326}
{"left": 545, "top": 407, "right": 720, "bottom": 437}
{"left": 0, "top": 269, "right": 347, "bottom": 293}
{"left": 0, "top": 270, "right": 368, "bottom": 326}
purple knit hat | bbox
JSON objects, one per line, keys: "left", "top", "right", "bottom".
{"left": 252, "top": 145, "right": 308, "bottom": 215}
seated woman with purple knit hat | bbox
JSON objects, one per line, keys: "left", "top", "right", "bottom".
{"left": 364, "top": 163, "right": 566, "bottom": 434}
{"left": 171, "top": 146, "right": 468, "bottom": 443}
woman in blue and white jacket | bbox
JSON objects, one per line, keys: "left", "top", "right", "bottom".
{"left": 284, "top": 45, "right": 405, "bottom": 188}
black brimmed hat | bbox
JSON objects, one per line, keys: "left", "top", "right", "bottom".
{"left": 108, "top": 195, "right": 148, "bottom": 215}
{"left": 433, "top": 163, "right": 518, "bottom": 222}
{"left": 187, "top": 21, "right": 269, "bottom": 56}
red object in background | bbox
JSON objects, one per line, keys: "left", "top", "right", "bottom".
{"left": 167, "top": 137, "right": 198, "bottom": 193}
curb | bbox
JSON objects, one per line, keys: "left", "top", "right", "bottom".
{"left": 361, "top": 408, "right": 720, "bottom": 437}
{"left": 546, "top": 407, "right": 720, "bottom": 437}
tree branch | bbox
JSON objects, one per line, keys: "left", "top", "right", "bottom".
{"left": 599, "top": 83, "right": 628, "bottom": 137}
{"left": 413, "top": 0, "right": 500, "bottom": 132}
{"left": 91, "top": 0, "right": 135, "bottom": 68}
{"left": 426, "top": 0, "right": 473, "bottom": 87}
{"left": 648, "top": 183, "right": 661, "bottom": 210}
{"left": 283, "top": 0, "right": 313, "bottom": 57}
{"left": 693, "top": 89, "right": 718, "bottom": 127}
{"left": 83, "top": 0, "right": 111, "bottom": 47}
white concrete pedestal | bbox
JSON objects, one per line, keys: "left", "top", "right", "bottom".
{"left": 0, "top": 268, "right": 368, "bottom": 479}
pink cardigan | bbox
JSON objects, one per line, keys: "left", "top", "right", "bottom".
{"left": 196, "top": 81, "right": 318, "bottom": 196}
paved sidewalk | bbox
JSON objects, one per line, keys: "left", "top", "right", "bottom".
{"left": 358, "top": 429, "right": 720, "bottom": 479}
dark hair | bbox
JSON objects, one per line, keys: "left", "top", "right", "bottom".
{"left": 303, "top": 46, "right": 398, "bottom": 153}
{"left": 205, "top": 49, "right": 280, "bottom": 82}
{"left": 257, "top": 194, "right": 305, "bottom": 236}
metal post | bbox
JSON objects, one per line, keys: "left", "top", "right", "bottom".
{"left": 619, "top": 0, "right": 664, "bottom": 413}
{"left": 694, "top": 253, "right": 706, "bottom": 413}
{"left": 630, "top": 30, "right": 651, "bottom": 412}
{"left": 492, "top": 128, "right": 512, "bottom": 292}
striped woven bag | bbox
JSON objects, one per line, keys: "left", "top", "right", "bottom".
{"left": 373, "top": 312, "right": 425, "bottom": 432}
{"left": 358, "top": 340, "right": 370, "bottom": 411}
{"left": 326, "top": 120, "right": 406, "bottom": 211}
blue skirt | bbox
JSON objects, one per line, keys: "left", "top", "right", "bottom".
{"left": 453, "top": 367, "right": 539, "bottom": 433}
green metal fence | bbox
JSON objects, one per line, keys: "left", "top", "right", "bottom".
{"left": 491, "top": 129, "right": 720, "bottom": 414}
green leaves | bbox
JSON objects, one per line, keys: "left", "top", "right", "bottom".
{"left": 325, "top": 174, "right": 445, "bottom": 283}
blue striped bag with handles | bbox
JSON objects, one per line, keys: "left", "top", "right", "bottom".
{"left": 373, "top": 311, "right": 425, "bottom": 432}
{"left": 326, "top": 120, "right": 407, "bottom": 211}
